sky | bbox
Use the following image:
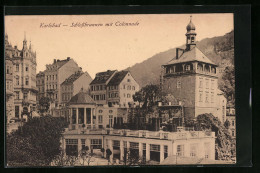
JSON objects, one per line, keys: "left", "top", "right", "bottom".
{"left": 5, "top": 13, "right": 234, "bottom": 78}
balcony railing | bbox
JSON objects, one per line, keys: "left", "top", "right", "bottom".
{"left": 65, "top": 126, "right": 215, "bottom": 140}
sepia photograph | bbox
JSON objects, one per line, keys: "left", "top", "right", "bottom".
{"left": 5, "top": 13, "right": 236, "bottom": 166}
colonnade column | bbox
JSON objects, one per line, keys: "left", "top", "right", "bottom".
{"left": 192, "top": 62, "right": 197, "bottom": 73}
{"left": 90, "top": 108, "right": 93, "bottom": 129}
{"left": 173, "top": 66, "right": 176, "bottom": 73}
{"left": 109, "top": 139, "right": 113, "bottom": 163}
{"left": 84, "top": 107, "right": 86, "bottom": 124}
{"left": 76, "top": 108, "right": 79, "bottom": 129}
{"left": 209, "top": 65, "right": 212, "bottom": 73}
{"left": 139, "top": 142, "right": 143, "bottom": 159}
{"left": 202, "top": 64, "right": 205, "bottom": 72}
{"left": 182, "top": 64, "right": 185, "bottom": 72}
{"left": 120, "top": 140, "right": 124, "bottom": 160}
{"left": 78, "top": 138, "right": 82, "bottom": 155}
{"left": 146, "top": 143, "right": 150, "bottom": 161}
{"left": 160, "top": 144, "right": 164, "bottom": 163}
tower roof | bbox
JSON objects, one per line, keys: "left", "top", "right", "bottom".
{"left": 186, "top": 15, "right": 196, "bottom": 31}
{"left": 68, "top": 89, "right": 96, "bottom": 105}
{"left": 165, "top": 47, "right": 216, "bottom": 66}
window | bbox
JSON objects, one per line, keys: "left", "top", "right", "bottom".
{"left": 25, "top": 77, "right": 29, "bottom": 85}
{"left": 232, "top": 120, "right": 235, "bottom": 126}
{"left": 91, "top": 139, "right": 102, "bottom": 149}
{"left": 164, "top": 145, "right": 168, "bottom": 159}
{"left": 6, "top": 66, "right": 10, "bottom": 74}
{"left": 205, "top": 93, "right": 209, "bottom": 103}
{"left": 98, "top": 115, "right": 103, "bottom": 123}
{"left": 109, "top": 115, "right": 113, "bottom": 127}
{"left": 127, "top": 79, "right": 131, "bottom": 82}
{"left": 98, "top": 110, "right": 103, "bottom": 113}
{"left": 206, "top": 80, "right": 209, "bottom": 89}
{"left": 190, "top": 144, "right": 198, "bottom": 157}
{"left": 130, "top": 142, "right": 139, "bottom": 149}
{"left": 53, "top": 75, "right": 54, "bottom": 80}
{"left": 25, "top": 65, "right": 29, "bottom": 72}
{"left": 232, "top": 130, "right": 235, "bottom": 136}
{"left": 56, "top": 94, "right": 58, "bottom": 99}
{"left": 123, "top": 85, "right": 126, "bottom": 89}
{"left": 177, "top": 80, "right": 181, "bottom": 88}
{"left": 150, "top": 144, "right": 160, "bottom": 151}
{"left": 204, "top": 142, "right": 210, "bottom": 159}
{"left": 23, "top": 93, "right": 28, "bottom": 100}
{"left": 211, "top": 94, "right": 214, "bottom": 103}
{"left": 15, "top": 91, "right": 20, "bottom": 100}
{"left": 47, "top": 76, "right": 48, "bottom": 81}
{"left": 132, "top": 86, "right": 135, "bottom": 90}
{"left": 199, "top": 80, "right": 203, "bottom": 88}
{"left": 177, "top": 145, "right": 184, "bottom": 156}
{"left": 127, "top": 94, "right": 131, "bottom": 98}
{"left": 16, "top": 64, "right": 19, "bottom": 72}
{"left": 211, "top": 80, "right": 215, "bottom": 90}
{"left": 66, "top": 139, "right": 78, "bottom": 145}
{"left": 185, "top": 65, "right": 190, "bottom": 71}
{"left": 16, "top": 76, "right": 19, "bottom": 86}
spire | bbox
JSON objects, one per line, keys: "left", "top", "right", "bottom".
{"left": 23, "top": 31, "right": 28, "bottom": 50}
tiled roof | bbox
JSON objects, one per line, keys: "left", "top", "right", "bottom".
{"left": 90, "top": 70, "right": 117, "bottom": 85}
{"left": 165, "top": 47, "right": 216, "bottom": 66}
{"left": 61, "top": 71, "right": 84, "bottom": 85}
{"left": 69, "top": 89, "right": 96, "bottom": 105}
{"left": 107, "top": 71, "right": 129, "bottom": 86}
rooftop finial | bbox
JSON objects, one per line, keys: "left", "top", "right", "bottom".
{"left": 24, "top": 31, "right": 27, "bottom": 41}
{"left": 190, "top": 15, "right": 192, "bottom": 21}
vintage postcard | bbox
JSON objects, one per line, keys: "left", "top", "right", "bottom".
{"left": 5, "top": 13, "right": 236, "bottom": 166}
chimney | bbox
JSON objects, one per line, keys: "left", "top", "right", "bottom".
{"left": 67, "top": 57, "right": 70, "bottom": 60}
{"left": 54, "top": 59, "right": 56, "bottom": 63}
{"left": 176, "top": 48, "right": 184, "bottom": 59}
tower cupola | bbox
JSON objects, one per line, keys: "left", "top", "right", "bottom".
{"left": 185, "top": 15, "right": 197, "bottom": 51}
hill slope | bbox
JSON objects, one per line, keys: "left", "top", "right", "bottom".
{"left": 126, "top": 30, "right": 234, "bottom": 88}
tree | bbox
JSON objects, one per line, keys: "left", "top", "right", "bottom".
{"left": 224, "top": 120, "right": 230, "bottom": 129}
{"left": 7, "top": 116, "right": 68, "bottom": 166}
{"left": 133, "top": 84, "right": 163, "bottom": 109}
{"left": 219, "top": 66, "right": 235, "bottom": 105}
{"left": 38, "top": 97, "right": 51, "bottom": 113}
{"left": 193, "top": 113, "right": 235, "bottom": 160}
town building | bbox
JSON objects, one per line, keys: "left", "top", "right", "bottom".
{"left": 5, "top": 33, "right": 38, "bottom": 119}
{"left": 5, "top": 33, "right": 15, "bottom": 122}
{"left": 37, "top": 58, "right": 83, "bottom": 116}
{"left": 36, "top": 71, "right": 45, "bottom": 103}
{"left": 90, "top": 70, "right": 117, "bottom": 105}
{"left": 162, "top": 16, "right": 227, "bottom": 122}
{"left": 60, "top": 71, "right": 92, "bottom": 118}
{"left": 90, "top": 70, "right": 140, "bottom": 108}
{"left": 226, "top": 106, "right": 236, "bottom": 138}
{"left": 107, "top": 71, "right": 140, "bottom": 107}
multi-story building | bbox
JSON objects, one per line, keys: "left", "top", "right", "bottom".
{"left": 5, "top": 33, "right": 15, "bottom": 122}
{"left": 43, "top": 58, "right": 82, "bottom": 108}
{"left": 60, "top": 71, "right": 92, "bottom": 118}
{"left": 226, "top": 106, "right": 236, "bottom": 138}
{"left": 90, "top": 70, "right": 139, "bottom": 107}
{"left": 107, "top": 71, "right": 140, "bottom": 107}
{"left": 36, "top": 71, "right": 45, "bottom": 102}
{"left": 5, "top": 33, "right": 38, "bottom": 119}
{"left": 90, "top": 70, "right": 117, "bottom": 105}
{"left": 162, "top": 16, "right": 227, "bottom": 122}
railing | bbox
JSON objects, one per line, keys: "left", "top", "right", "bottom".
{"left": 65, "top": 125, "right": 215, "bottom": 139}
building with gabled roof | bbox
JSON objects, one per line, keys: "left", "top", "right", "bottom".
{"left": 162, "top": 16, "right": 226, "bottom": 121}
{"left": 90, "top": 70, "right": 117, "bottom": 105}
{"left": 107, "top": 70, "right": 139, "bottom": 107}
